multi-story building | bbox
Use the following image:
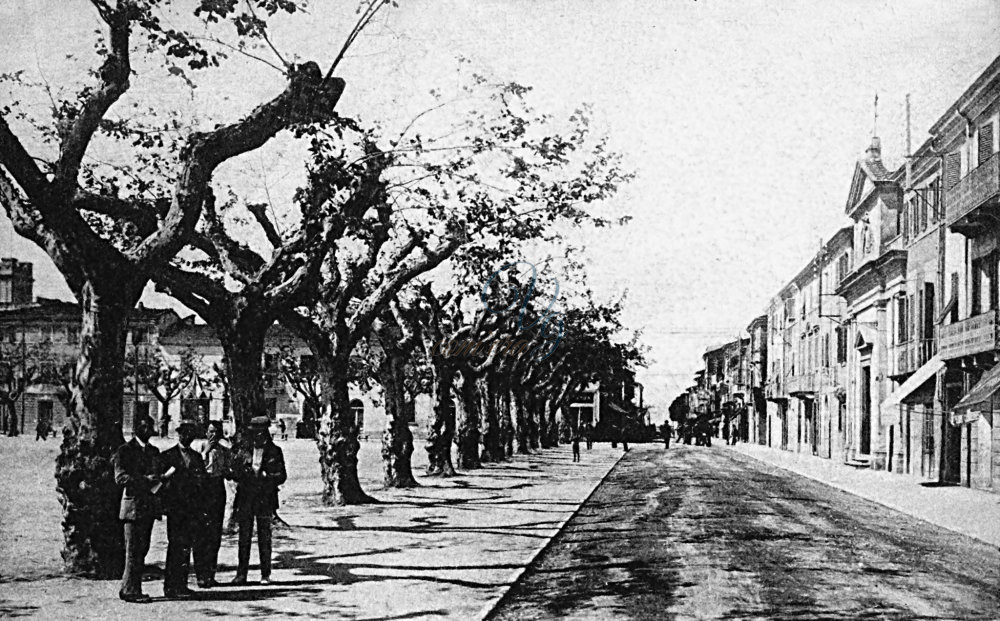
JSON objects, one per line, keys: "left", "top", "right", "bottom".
{"left": 933, "top": 56, "right": 1000, "bottom": 491}
{"left": 835, "top": 137, "right": 907, "bottom": 470}
{"left": 703, "top": 338, "right": 750, "bottom": 442}
{"left": 746, "top": 314, "right": 768, "bottom": 445}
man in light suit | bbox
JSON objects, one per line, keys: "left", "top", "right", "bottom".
{"left": 159, "top": 421, "right": 207, "bottom": 598}
{"left": 113, "top": 415, "right": 161, "bottom": 603}
{"left": 231, "top": 416, "right": 287, "bottom": 585}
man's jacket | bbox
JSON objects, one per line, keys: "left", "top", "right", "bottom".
{"left": 113, "top": 438, "right": 161, "bottom": 521}
{"left": 159, "top": 444, "right": 207, "bottom": 516}
{"left": 231, "top": 442, "right": 287, "bottom": 518}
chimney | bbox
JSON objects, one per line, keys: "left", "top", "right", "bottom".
{"left": 866, "top": 136, "right": 882, "bottom": 161}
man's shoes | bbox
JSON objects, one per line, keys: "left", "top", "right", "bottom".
{"left": 260, "top": 576, "right": 271, "bottom": 585}
{"left": 230, "top": 575, "right": 248, "bottom": 586}
{"left": 119, "top": 592, "right": 151, "bottom": 603}
{"left": 163, "top": 586, "right": 196, "bottom": 598}
{"left": 197, "top": 580, "right": 214, "bottom": 589}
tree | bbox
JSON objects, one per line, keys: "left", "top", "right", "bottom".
{"left": 279, "top": 348, "right": 322, "bottom": 439}
{"left": 126, "top": 346, "right": 198, "bottom": 430}
{"left": 0, "top": 342, "right": 49, "bottom": 434}
{"left": 0, "top": 0, "right": 360, "bottom": 575}
{"left": 372, "top": 302, "right": 423, "bottom": 487}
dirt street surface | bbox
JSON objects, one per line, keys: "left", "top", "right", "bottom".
{"left": 488, "top": 445, "right": 1000, "bottom": 621}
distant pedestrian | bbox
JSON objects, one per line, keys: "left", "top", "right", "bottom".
{"left": 585, "top": 423, "right": 593, "bottom": 450}
{"left": 277, "top": 419, "right": 287, "bottom": 441}
{"left": 35, "top": 417, "right": 48, "bottom": 441}
{"left": 662, "top": 422, "right": 671, "bottom": 449}
{"left": 571, "top": 433, "right": 581, "bottom": 462}
{"left": 113, "top": 415, "right": 161, "bottom": 604}
{"left": 230, "top": 416, "right": 287, "bottom": 585}
{"left": 7, "top": 411, "right": 18, "bottom": 437}
{"left": 159, "top": 415, "right": 170, "bottom": 438}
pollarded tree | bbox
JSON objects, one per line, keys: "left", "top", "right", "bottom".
{"left": 126, "top": 346, "right": 199, "bottom": 429}
{"left": 0, "top": 342, "right": 50, "bottom": 434}
{"left": 0, "top": 0, "right": 354, "bottom": 575}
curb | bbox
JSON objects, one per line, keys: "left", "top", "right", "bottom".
{"left": 723, "top": 445, "right": 1000, "bottom": 550}
{"left": 475, "top": 447, "right": 629, "bottom": 621}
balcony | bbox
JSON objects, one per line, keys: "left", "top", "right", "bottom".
{"left": 893, "top": 339, "right": 937, "bottom": 376}
{"left": 939, "top": 309, "right": 999, "bottom": 360}
{"left": 787, "top": 373, "right": 817, "bottom": 396}
{"left": 947, "top": 153, "right": 1000, "bottom": 236}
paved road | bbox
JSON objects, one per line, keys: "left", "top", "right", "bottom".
{"left": 487, "top": 445, "right": 1000, "bottom": 621}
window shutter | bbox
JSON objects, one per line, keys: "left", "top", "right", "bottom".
{"left": 945, "top": 152, "right": 961, "bottom": 189}
{"left": 979, "top": 123, "right": 994, "bottom": 166}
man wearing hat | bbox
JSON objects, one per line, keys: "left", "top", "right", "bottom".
{"left": 113, "top": 415, "right": 161, "bottom": 603}
{"left": 230, "top": 416, "right": 287, "bottom": 585}
{"left": 159, "top": 420, "right": 207, "bottom": 597}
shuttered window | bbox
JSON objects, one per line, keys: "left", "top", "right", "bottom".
{"left": 945, "top": 151, "right": 962, "bottom": 189}
{"left": 979, "top": 122, "right": 995, "bottom": 167}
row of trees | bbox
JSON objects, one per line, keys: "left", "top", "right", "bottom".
{"left": 0, "top": 0, "right": 642, "bottom": 578}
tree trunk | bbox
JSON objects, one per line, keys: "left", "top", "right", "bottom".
{"left": 455, "top": 371, "right": 481, "bottom": 470}
{"left": 501, "top": 383, "right": 514, "bottom": 458}
{"left": 480, "top": 374, "right": 503, "bottom": 462}
{"left": 316, "top": 371, "right": 376, "bottom": 505}
{"left": 527, "top": 395, "right": 540, "bottom": 450}
{"left": 380, "top": 351, "right": 418, "bottom": 488}
{"left": 55, "top": 278, "right": 138, "bottom": 578}
{"left": 538, "top": 396, "right": 552, "bottom": 449}
{"left": 547, "top": 399, "right": 562, "bottom": 447}
{"left": 513, "top": 389, "right": 530, "bottom": 454}
{"left": 425, "top": 364, "right": 456, "bottom": 476}
{"left": 220, "top": 328, "right": 267, "bottom": 433}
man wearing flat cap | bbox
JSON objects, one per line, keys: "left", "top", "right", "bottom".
{"left": 230, "top": 415, "right": 286, "bottom": 585}
{"left": 159, "top": 420, "right": 207, "bottom": 597}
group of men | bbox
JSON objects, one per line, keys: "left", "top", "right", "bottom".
{"left": 113, "top": 414, "right": 287, "bottom": 603}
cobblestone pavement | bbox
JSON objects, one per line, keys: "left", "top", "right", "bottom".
{"left": 488, "top": 444, "right": 1000, "bottom": 621}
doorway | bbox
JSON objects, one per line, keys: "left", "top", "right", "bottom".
{"left": 860, "top": 366, "right": 872, "bottom": 455}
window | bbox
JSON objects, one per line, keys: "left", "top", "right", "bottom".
{"left": 823, "top": 333, "right": 831, "bottom": 368}
{"left": 897, "top": 295, "right": 909, "bottom": 343}
{"left": 979, "top": 122, "right": 995, "bottom": 167}
{"left": 945, "top": 151, "right": 962, "bottom": 188}
{"left": 835, "top": 326, "right": 848, "bottom": 363}
{"left": 929, "top": 179, "right": 940, "bottom": 223}
{"left": 837, "top": 253, "right": 850, "bottom": 283}
{"left": 0, "top": 280, "right": 11, "bottom": 304}
{"left": 950, "top": 272, "right": 960, "bottom": 324}
{"left": 350, "top": 399, "right": 365, "bottom": 431}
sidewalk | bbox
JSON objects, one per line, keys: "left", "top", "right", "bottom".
{"left": 726, "top": 442, "right": 1000, "bottom": 548}
{"left": 0, "top": 440, "right": 622, "bottom": 620}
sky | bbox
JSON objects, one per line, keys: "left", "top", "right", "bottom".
{"left": 2, "top": 0, "right": 999, "bottom": 420}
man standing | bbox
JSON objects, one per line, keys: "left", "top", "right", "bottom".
{"left": 195, "top": 420, "right": 230, "bottom": 588}
{"left": 662, "top": 421, "right": 671, "bottom": 449}
{"left": 231, "top": 416, "right": 286, "bottom": 585}
{"left": 159, "top": 421, "right": 206, "bottom": 598}
{"left": 113, "top": 415, "right": 161, "bottom": 603}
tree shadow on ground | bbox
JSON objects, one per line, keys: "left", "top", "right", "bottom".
{"left": 0, "top": 600, "right": 39, "bottom": 618}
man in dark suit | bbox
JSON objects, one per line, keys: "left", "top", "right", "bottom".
{"left": 195, "top": 420, "right": 230, "bottom": 588}
{"left": 231, "top": 416, "right": 287, "bottom": 585}
{"left": 113, "top": 415, "right": 161, "bottom": 603}
{"left": 159, "top": 421, "right": 207, "bottom": 598}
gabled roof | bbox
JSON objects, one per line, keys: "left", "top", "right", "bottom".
{"left": 845, "top": 138, "right": 895, "bottom": 216}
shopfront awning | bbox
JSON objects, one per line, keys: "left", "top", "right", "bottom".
{"left": 881, "top": 355, "right": 944, "bottom": 426}
{"left": 950, "top": 363, "right": 1000, "bottom": 426}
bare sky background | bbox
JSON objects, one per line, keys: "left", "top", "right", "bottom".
{"left": 2, "top": 0, "right": 999, "bottom": 419}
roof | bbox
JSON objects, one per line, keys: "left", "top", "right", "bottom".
{"left": 929, "top": 54, "right": 1000, "bottom": 135}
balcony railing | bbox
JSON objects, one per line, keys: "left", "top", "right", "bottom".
{"left": 787, "top": 373, "right": 817, "bottom": 395}
{"left": 894, "top": 338, "right": 937, "bottom": 375}
{"left": 939, "top": 309, "right": 999, "bottom": 360}
{"left": 947, "top": 153, "right": 999, "bottom": 229}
